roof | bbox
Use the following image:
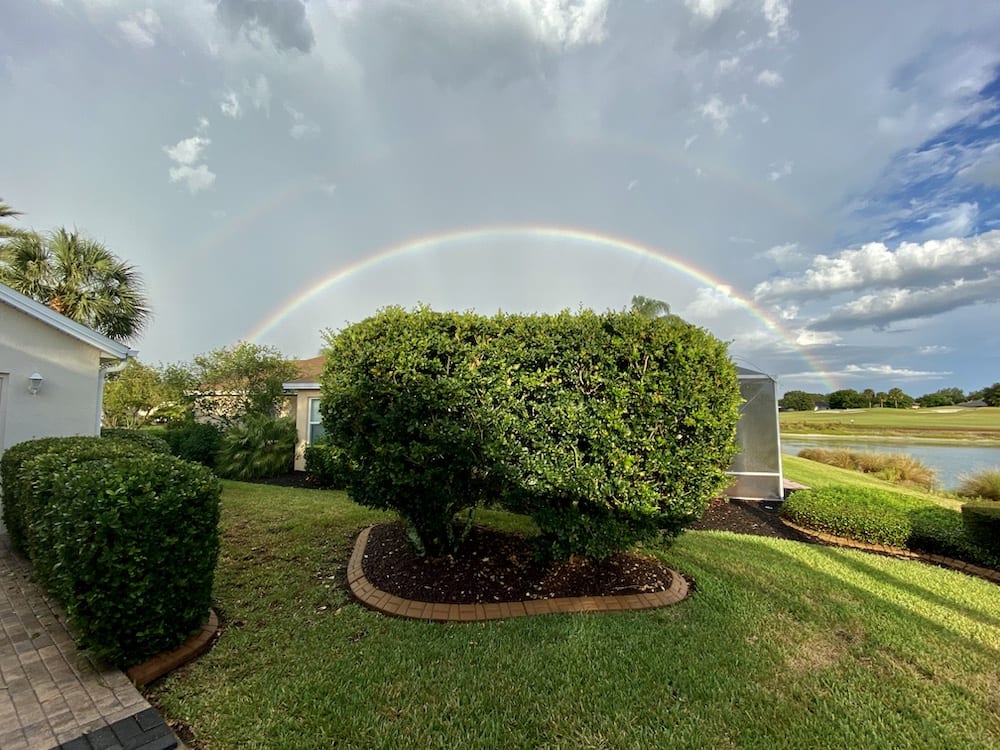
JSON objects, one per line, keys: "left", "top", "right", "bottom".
{"left": 736, "top": 365, "right": 775, "bottom": 380}
{"left": 0, "top": 281, "right": 133, "bottom": 361}
{"left": 283, "top": 355, "right": 325, "bottom": 390}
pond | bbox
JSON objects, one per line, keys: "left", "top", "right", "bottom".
{"left": 780, "top": 436, "right": 1000, "bottom": 492}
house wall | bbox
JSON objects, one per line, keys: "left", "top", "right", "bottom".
{"left": 288, "top": 387, "right": 320, "bottom": 471}
{"left": 0, "top": 300, "right": 103, "bottom": 455}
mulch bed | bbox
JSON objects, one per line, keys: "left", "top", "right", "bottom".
{"left": 255, "top": 474, "right": 812, "bottom": 604}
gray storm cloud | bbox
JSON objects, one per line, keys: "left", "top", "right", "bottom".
{"left": 216, "top": 0, "right": 314, "bottom": 52}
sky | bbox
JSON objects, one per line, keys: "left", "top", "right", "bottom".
{"left": 3, "top": 0, "right": 1000, "bottom": 397}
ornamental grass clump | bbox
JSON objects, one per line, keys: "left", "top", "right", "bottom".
{"left": 955, "top": 469, "right": 1000, "bottom": 502}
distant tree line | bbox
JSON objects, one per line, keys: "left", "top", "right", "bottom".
{"left": 779, "top": 383, "right": 1000, "bottom": 411}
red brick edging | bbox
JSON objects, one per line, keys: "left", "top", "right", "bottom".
{"left": 780, "top": 519, "right": 1000, "bottom": 585}
{"left": 347, "top": 525, "right": 690, "bottom": 621}
{"left": 126, "top": 609, "right": 219, "bottom": 687}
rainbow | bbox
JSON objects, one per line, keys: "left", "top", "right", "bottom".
{"left": 245, "top": 224, "right": 835, "bottom": 389}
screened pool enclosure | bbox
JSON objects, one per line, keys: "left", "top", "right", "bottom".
{"left": 725, "top": 366, "right": 783, "bottom": 500}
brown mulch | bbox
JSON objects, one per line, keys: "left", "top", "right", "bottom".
{"left": 254, "top": 474, "right": 812, "bottom": 604}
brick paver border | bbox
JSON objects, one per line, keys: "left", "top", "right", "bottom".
{"left": 347, "top": 525, "right": 690, "bottom": 622}
{"left": 126, "top": 609, "right": 219, "bottom": 687}
{"left": 780, "top": 518, "right": 1000, "bottom": 584}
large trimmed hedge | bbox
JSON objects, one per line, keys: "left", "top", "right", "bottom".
{"left": 321, "top": 306, "right": 741, "bottom": 559}
{"left": 0, "top": 436, "right": 221, "bottom": 666}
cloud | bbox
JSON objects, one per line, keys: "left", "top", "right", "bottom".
{"left": 685, "top": 0, "right": 734, "bottom": 21}
{"left": 794, "top": 329, "right": 841, "bottom": 347}
{"left": 700, "top": 95, "right": 734, "bottom": 133}
{"left": 957, "top": 143, "right": 1000, "bottom": 186}
{"left": 683, "top": 285, "right": 741, "bottom": 317}
{"left": 244, "top": 74, "right": 271, "bottom": 115}
{"left": 762, "top": 0, "right": 791, "bottom": 39}
{"left": 215, "top": 0, "right": 315, "bottom": 53}
{"left": 837, "top": 363, "right": 952, "bottom": 380}
{"left": 753, "top": 230, "right": 1000, "bottom": 302}
{"left": 919, "top": 345, "right": 953, "bottom": 355}
{"left": 163, "top": 135, "right": 210, "bottom": 165}
{"left": 767, "top": 159, "right": 793, "bottom": 181}
{"left": 759, "top": 241, "right": 807, "bottom": 269}
{"left": 808, "top": 272, "right": 1000, "bottom": 331}
{"left": 117, "top": 8, "right": 161, "bottom": 48}
{"left": 196, "top": 116, "right": 210, "bottom": 133}
{"left": 718, "top": 55, "right": 741, "bottom": 74}
{"left": 286, "top": 103, "right": 319, "bottom": 139}
{"left": 220, "top": 90, "right": 242, "bottom": 118}
{"left": 168, "top": 164, "right": 217, "bottom": 193}
{"left": 756, "top": 69, "right": 783, "bottom": 87}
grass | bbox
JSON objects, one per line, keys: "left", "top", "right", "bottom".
{"left": 957, "top": 469, "right": 1000, "bottom": 502}
{"left": 780, "top": 406, "right": 1000, "bottom": 441}
{"left": 149, "top": 481, "right": 1000, "bottom": 749}
{"left": 795, "top": 447, "right": 936, "bottom": 488}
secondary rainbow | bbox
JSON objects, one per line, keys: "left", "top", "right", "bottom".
{"left": 245, "top": 224, "right": 834, "bottom": 388}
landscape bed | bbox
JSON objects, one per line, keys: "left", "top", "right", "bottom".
{"left": 147, "top": 480, "right": 1000, "bottom": 750}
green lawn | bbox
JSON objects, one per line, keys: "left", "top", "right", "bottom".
{"left": 149, "top": 481, "right": 1000, "bottom": 750}
{"left": 780, "top": 406, "right": 1000, "bottom": 441}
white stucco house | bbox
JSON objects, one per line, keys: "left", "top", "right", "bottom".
{"left": 0, "top": 281, "right": 133, "bottom": 459}
{"left": 283, "top": 355, "right": 325, "bottom": 472}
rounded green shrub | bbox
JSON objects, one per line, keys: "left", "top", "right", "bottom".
{"left": 487, "top": 310, "right": 741, "bottom": 560}
{"left": 100, "top": 427, "right": 172, "bottom": 454}
{"left": 781, "top": 486, "right": 915, "bottom": 548}
{"left": 163, "top": 421, "right": 223, "bottom": 467}
{"left": 321, "top": 307, "right": 497, "bottom": 556}
{"left": 304, "top": 441, "right": 349, "bottom": 489}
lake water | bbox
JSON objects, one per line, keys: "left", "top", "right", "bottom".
{"left": 780, "top": 436, "right": 1000, "bottom": 491}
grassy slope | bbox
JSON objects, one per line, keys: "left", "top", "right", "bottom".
{"left": 149, "top": 481, "right": 1000, "bottom": 750}
{"left": 780, "top": 406, "right": 1000, "bottom": 441}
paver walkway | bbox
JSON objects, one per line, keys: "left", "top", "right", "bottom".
{"left": 1, "top": 527, "right": 180, "bottom": 750}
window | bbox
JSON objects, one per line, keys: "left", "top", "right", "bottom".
{"left": 307, "top": 397, "right": 326, "bottom": 444}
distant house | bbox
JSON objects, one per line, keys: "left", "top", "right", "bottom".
{"left": 0, "top": 282, "right": 132, "bottom": 459}
{"left": 957, "top": 399, "right": 988, "bottom": 408}
{"left": 283, "top": 356, "right": 325, "bottom": 471}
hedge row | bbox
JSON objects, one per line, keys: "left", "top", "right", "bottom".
{"left": 781, "top": 485, "right": 999, "bottom": 568}
{"left": 0, "top": 435, "right": 221, "bottom": 666}
{"left": 321, "top": 306, "right": 741, "bottom": 559}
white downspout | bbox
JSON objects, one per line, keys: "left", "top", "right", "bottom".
{"left": 96, "top": 350, "right": 137, "bottom": 433}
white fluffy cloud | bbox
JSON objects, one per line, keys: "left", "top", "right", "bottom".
{"left": 683, "top": 285, "right": 742, "bottom": 317}
{"left": 168, "top": 164, "right": 216, "bottom": 193}
{"left": 286, "top": 104, "right": 319, "bottom": 139}
{"left": 162, "top": 135, "right": 210, "bottom": 165}
{"left": 754, "top": 230, "right": 1000, "bottom": 301}
{"left": 756, "top": 69, "right": 783, "bottom": 86}
{"left": 117, "top": 8, "right": 161, "bottom": 48}
{"left": 700, "top": 96, "right": 735, "bottom": 133}
{"left": 220, "top": 90, "right": 241, "bottom": 118}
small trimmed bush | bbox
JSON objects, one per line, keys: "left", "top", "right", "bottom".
{"left": 956, "top": 469, "right": 1000, "bottom": 502}
{"left": 962, "top": 502, "right": 1000, "bottom": 554}
{"left": 782, "top": 484, "right": 999, "bottom": 569}
{"left": 1, "top": 436, "right": 147, "bottom": 554}
{"left": 781, "top": 486, "right": 915, "bottom": 548}
{"left": 100, "top": 427, "right": 172, "bottom": 454}
{"left": 20, "top": 447, "right": 220, "bottom": 665}
{"left": 216, "top": 415, "right": 296, "bottom": 480}
{"left": 304, "top": 441, "right": 349, "bottom": 489}
{"left": 164, "top": 422, "right": 222, "bottom": 468}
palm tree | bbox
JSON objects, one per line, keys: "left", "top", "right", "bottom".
{"left": 0, "top": 198, "right": 32, "bottom": 249}
{"left": 630, "top": 295, "right": 673, "bottom": 319}
{"left": 0, "top": 228, "right": 150, "bottom": 342}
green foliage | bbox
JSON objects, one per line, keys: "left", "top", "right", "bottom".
{"left": 961, "top": 502, "right": 1000, "bottom": 554}
{"left": 100, "top": 427, "right": 172, "bottom": 454}
{"left": 827, "top": 389, "right": 867, "bottom": 409}
{"left": 216, "top": 416, "right": 297, "bottom": 480}
{"left": 0, "top": 227, "right": 149, "bottom": 342}
{"left": 191, "top": 341, "right": 298, "bottom": 427}
{"left": 916, "top": 387, "right": 967, "bottom": 407}
{"left": 321, "top": 306, "right": 740, "bottom": 560}
{"left": 103, "top": 359, "right": 194, "bottom": 427}
{"left": 163, "top": 422, "right": 223, "bottom": 468}
{"left": 22, "top": 450, "right": 220, "bottom": 665}
{"left": 487, "top": 310, "right": 740, "bottom": 560}
{"left": 321, "top": 308, "right": 496, "bottom": 556}
{"left": 955, "top": 468, "right": 1000, "bottom": 502}
{"left": 779, "top": 390, "right": 821, "bottom": 411}
{"left": 303, "top": 441, "right": 349, "bottom": 489}
{"left": 781, "top": 485, "right": 998, "bottom": 568}
{"left": 629, "top": 294, "right": 672, "bottom": 320}
{"left": 1, "top": 437, "right": 145, "bottom": 553}
{"left": 981, "top": 382, "right": 1000, "bottom": 407}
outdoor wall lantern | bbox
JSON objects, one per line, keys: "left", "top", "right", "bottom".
{"left": 28, "top": 372, "right": 44, "bottom": 396}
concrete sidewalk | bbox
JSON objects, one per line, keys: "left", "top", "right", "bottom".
{"left": 1, "top": 528, "right": 180, "bottom": 750}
